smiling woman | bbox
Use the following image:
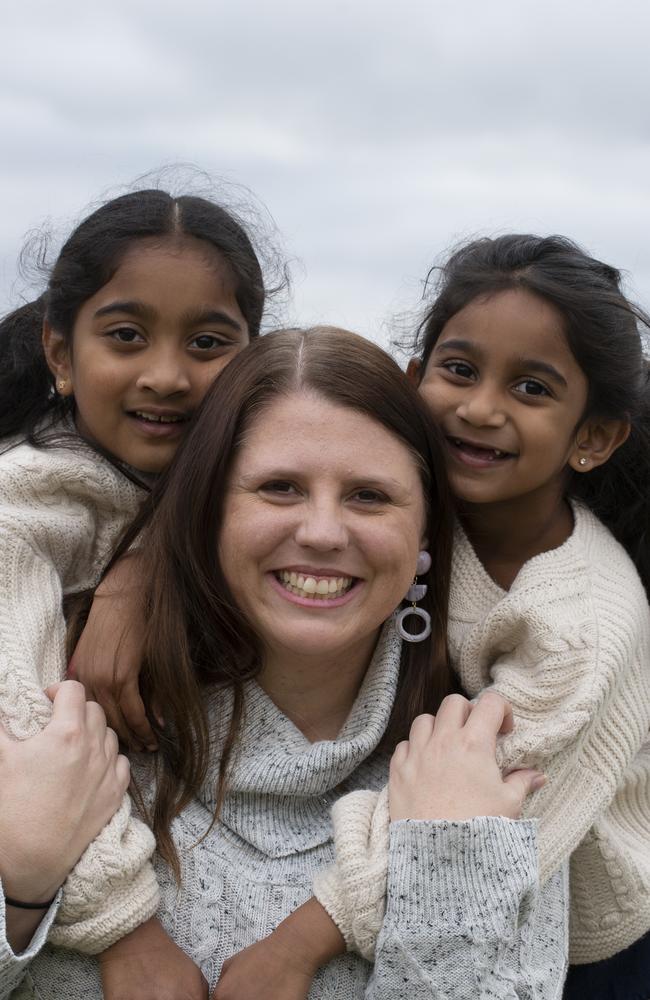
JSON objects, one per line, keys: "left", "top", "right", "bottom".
{"left": 2, "top": 327, "right": 568, "bottom": 999}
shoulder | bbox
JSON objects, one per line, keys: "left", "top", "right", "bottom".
{"left": 0, "top": 433, "right": 145, "bottom": 514}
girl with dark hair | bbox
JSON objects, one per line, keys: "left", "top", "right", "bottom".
{"left": 1, "top": 328, "right": 564, "bottom": 999}
{"left": 0, "top": 187, "right": 269, "bottom": 995}
{"left": 277, "top": 236, "right": 649, "bottom": 1000}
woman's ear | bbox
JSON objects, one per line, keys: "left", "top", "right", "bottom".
{"left": 569, "top": 417, "right": 631, "bottom": 473}
{"left": 42, "top": 321, "right": 73, "bottom": 395}
{"left": 406, "top": 358, "right": 421, "bottom": 386}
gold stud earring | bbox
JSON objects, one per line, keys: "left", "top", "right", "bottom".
{"left": 56, "top": 379, "right": 69, "bottom": 393}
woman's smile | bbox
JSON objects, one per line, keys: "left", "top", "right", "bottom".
{"left": 269, "top": 569, "right": 360, "bottom": 607}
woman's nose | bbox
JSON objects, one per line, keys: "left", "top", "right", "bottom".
{"left": 294, "top": 502, "right": 349, "bottom": 551}
{"left": 455, "top": 384, "right": 506, "bottom": 428}
{"left": 135, "top": 351, "right": 191, "bottom": 396}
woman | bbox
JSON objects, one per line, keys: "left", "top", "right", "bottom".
{"left": 1, "top": 328, "right": 567, "bottom": 998}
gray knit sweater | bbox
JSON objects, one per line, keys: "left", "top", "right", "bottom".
{"left": 1, "top": 624, "right": 568, "bottom": 998}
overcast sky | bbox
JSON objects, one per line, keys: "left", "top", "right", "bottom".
{"left": 2, "top": 0, "right": 650, "bottom": 351}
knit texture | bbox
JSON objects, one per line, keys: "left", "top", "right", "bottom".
{"left": 0, "top": 433, "right": 159, "bottom": 953}
{"left": 1, "top": 623, "right": 568, "bottom": 999}
{"left": 314, "top": 503, "right": 650, "bottom": 965}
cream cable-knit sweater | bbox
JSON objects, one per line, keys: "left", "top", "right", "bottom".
{"left": 0, "top": 432, "right": 159, "bottom": 953}
{"left": 315, "top": 504, "right": 650, "bottom": 965}
{"left": 1, "top": 623, "right": 569, "bottom": 999}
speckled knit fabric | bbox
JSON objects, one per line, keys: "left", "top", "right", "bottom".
{"left": 0, "top": 623, "right": 569, "bottom": 999}
{"left": 0, "top": 432, "right": 159, "bottom": 954}
{"left": 315, "top": 503, "right": 650, "bottom": 965}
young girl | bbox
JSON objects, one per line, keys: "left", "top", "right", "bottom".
{"left": 211, "top": 234, "right": 650, "bottom": 1000}
{"left": 0, "top": 186, "right": 273, "bottom": 996}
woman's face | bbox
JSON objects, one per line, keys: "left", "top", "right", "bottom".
{"left": 219, "top": 390, "right": 427, "bottom": 664}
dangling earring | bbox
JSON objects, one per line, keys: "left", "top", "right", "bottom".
{"left": 395, "top": 550, "right": 432, "bottom": 644}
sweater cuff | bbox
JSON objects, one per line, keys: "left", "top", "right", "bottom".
{"left": 0, "top": 888, "right": 62, "bottom": 993}
{"left": 387, "top": 817, "right": 538, "bottom": 939}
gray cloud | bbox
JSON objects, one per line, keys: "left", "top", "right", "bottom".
{"left": 2, "top": 0, "right": 650, "bottom": 350}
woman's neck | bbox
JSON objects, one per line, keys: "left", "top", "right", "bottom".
{"left": 257, "top": 633, "right": 379, "bottom": 742}
{"left": 459, "top": 491, "right": 574, "bottom": 590}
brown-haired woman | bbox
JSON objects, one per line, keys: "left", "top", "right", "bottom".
{"left": 2, "top": 328, "right": 563, "bottom": 999}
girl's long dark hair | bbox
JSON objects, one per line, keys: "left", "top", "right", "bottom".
{"left": 111, "top": 327, "right": 456, "bottom": 873}
{"left": 411, "top": 234, "right": 650, "bottom": 594}
{"left": 0, "top": 189, "right": 268, "bottom": 444}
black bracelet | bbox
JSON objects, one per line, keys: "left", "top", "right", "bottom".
{"left": 4, "top": 894, "right": 57, "bottom": 910}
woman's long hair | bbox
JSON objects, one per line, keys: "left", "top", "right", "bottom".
{"left": 110, "top": 327, "right": 456, "bottom": 873}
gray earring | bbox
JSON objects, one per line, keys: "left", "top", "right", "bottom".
{"left": 395, "top": 550, "right": 432, "bottom": 643}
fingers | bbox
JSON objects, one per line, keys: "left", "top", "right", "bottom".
{"left": 464, "top": 690, "right": 513, "bottom": 746}
{"left": 114, "top": 753, "right": 131, "bottom": 792}
{"left": 502, "top": 768, "right": 546, "bottom": 812}
{"left": 431, "top": 694, "right": 472, "bottom": 735}
{"left": 119, "top": 681, "right": 158, "bottom": 751}
{"left": 46, "top": 679, "right": 88, "bottom": 724}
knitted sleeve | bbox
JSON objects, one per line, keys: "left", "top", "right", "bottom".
{"left": 0, "top": 890, "right": 61, "bottom": 1000}
{"left": 469, "top": 587, "right": 650, "bottom": 886}
{"left": 365, "top": 818, "right": 568, "bottom": 1000}
{"left": 0, "top": 444, "right": 159, "bottom": 954}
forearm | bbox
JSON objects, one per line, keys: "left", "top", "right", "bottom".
{"left": 366, "top": 817, "right": 567, "bottom": 999}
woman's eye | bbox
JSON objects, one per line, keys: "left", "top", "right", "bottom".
{"left": 190, "top": 334, "right": 230, "bottom": 351}
{"left": 514, "top": 378, "right": 550, "bottom": 397}
{"left": 442, "top": 360, "right": 475, "bottom": 380}
{"left": 109, "top": 327, "right": 144, "bottom": 345}
{"left": 352, "top": 488, "right": 388, "bottom": 504}
{"left": 259, "top": 480, "right": 298, "bottom": 497}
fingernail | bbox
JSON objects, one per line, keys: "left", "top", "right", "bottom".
{"left": 531, "top": 774, "right": 546, "bottom": 790}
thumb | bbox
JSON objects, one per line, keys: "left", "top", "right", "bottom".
{"left": 503, "top": 768, "right": 546, "bottom": 809}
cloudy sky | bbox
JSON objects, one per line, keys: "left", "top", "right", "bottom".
{"left": 2, "top": 0, "right": 650, "bottom": 351}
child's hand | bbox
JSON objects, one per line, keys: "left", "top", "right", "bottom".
{"left": 212, "top": 937, "right": 313, "bottom": 1000}
{"left": 213, "top": 897, "right": 344, "bottom": 1000}
{"left": 71, "top": 553, "right": 157, "bottom": 751}
{"left": 100, "top": 917, "right": 208, "bottom": 1000}
{"left": 389, "top": 692, "right": 546, "bottom": 822}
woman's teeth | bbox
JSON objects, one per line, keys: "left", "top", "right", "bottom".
{"left": 134, "top": 411, "right": 185, "bottom": 424}
{"left": 277, "top": 571, "right": 354, "bottom": 600}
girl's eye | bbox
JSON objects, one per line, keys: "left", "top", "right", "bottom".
{"left": 513, "top": 378, "right": 550, "bottom": 397}
{"left": 442, "top": 360, "right": 476, "bottom": 380}
{"left": 109, "top": 327, "right": 145, "bottom": 345}
{"left": 190, "top": 334, "right": 231, "bottom": 351}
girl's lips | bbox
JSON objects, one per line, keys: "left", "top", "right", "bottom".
{"left": 268, "top": 572, "right": 363, "bottom": 608}
{"left": 446, "top": 436, "right": 514, "bottom": 469}
{"left": 127, "top": 412, "right": 188, "bottom": 438}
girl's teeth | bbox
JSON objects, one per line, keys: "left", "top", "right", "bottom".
{"left": 278, "top": 571, "right": 353, "bottom": 599}
{"left": 135, "top": 411, "right": 184, "bottom": 424}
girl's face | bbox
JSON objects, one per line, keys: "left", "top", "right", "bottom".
{"left": 219, "top": 390, "right": 426, "bottom": 665}
{"left": 44, "top": 236, "right": 249, "bottom": 474}
{"left": 416, "top": 288, "right": 589, "bottom": 512}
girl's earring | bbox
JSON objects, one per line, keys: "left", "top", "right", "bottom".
{"left": 56, "top": 378, "right": 70, "bottom": 394}
{"left": 578, "top": 457, "right": 588, "bottom": 467}
{"left": 395, "top": 550, "right": 432, "bottom": 644}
